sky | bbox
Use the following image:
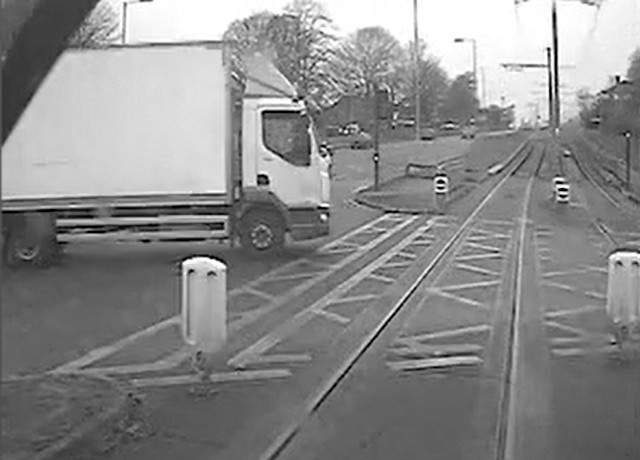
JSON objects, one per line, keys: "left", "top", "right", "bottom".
{"left": 114, "top": 0, "right": 640, "bottom": 122}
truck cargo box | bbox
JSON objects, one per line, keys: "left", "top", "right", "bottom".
{"left": 2, "top": 42, "right": 233, "bottom": 206}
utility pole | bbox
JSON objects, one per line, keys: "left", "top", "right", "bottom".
{"left": 551, "top": 0, "right": 560, "bottom": 134}
{"left": 546, "top": 46, "right": 554, "bottom": 129}
{"left": 413, "top": 0, "right": 420, "bottom": 140}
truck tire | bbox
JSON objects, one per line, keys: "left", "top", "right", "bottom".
{"left": 4, "top": 213, "right": 59, "bottom": 267}
{"left": 239, "top": 210, "right": 285, "bottom": 256}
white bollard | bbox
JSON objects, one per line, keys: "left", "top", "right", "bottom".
{"left": 554, "top": 183, "right": 570, "bottom": 204}
{"left": 606, "top": 249, "right": 640, "bottom": 344}
{"left": 181, "top": 257, "right": 227, "bottom": 354}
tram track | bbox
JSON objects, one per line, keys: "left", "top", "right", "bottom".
{"left": 256, "top": 140, "right": 546, "bottom": 460}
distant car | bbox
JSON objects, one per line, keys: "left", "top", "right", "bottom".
{"left": 420, "top": 127, "right": 437, "bottom": 141}
{"left": 349, "top": 131, "right": 373, "bottom": 149}
{"left": 562, "top": 148, "right": 571, "bottom": 157}
{"left": 439, "top": 121, "right": 461, "bottom": 136}
{"left": 461, "top": 125, "right": 477, "bottom": 139}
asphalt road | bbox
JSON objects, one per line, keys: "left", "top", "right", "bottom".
{"left": 1, "top": 136, "right": 478, "bottom": 380}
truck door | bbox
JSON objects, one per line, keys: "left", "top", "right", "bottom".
{"left": 258, "top": 109, "right": 325, "bottom": 207}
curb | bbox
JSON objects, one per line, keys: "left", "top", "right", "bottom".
{"left": 4, "top": 373, "right": 139, "bottom": 460}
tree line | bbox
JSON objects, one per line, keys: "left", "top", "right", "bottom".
{"left": 69, "top": 0, "right": 479, "bottom": 127}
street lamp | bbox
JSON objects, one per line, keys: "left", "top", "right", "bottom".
{"left": 454, "top": 37, "right": 478, "bottom": 107}
{"left": 413, "top": 0, "right": 420, "bottom": 141}
{"left": 122, "top": 0, "right": 153, "bottom": 44}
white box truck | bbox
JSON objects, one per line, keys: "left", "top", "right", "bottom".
{"left": 1, "top": 41, "right": 331, "bottom": 265}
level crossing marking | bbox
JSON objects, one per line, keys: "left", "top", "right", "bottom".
{"left": 228, "top": 221, "right": 438, "bottom": 369}
{"left": 251, "top": 354, "right": 312, "bottom": 364}
{"left": 439, "top": 280, "right": 500, "bottom": 291}
{"left": 130, "top": 369, "right": 292, "bottom": 388}
{"left": 464, "top": 242, "right": 504, "bottom": 252}
{"left": 390, "top": 343, "right": 483, "bottom": 358}
{"left": 366, "top": 273, "right": 396, "bottom": 284}
{"left": 541, "top": 280, "right": 577, "bottom": 292}
{"left": 313, "top": 309, "right": 351, "bottom": 325}
{"left": 545, "top": 320, "right": 603, "bottom": 339}
{"left": 394, "top": 324, "right": 492, "bottom": 345}
{"left": 50, "top": 214, "right": 420, "bottom": 375}
{"left": 542, "top": 268, "right": 592, "bottom": 278}
{"left": 244, "top": 287, "right": 275, "bottom": 301}
{"left": 455, "top": 263, "right": 501, "bottom": 277}
{"left": 387, "top": 355, "right": 482, "bottom": 371}
{"left": 456, "top": 253, "right": 503, "bottom": 262}
{"left": 544, "top": 304, "right": 603, "bottom": 319}
{"left": 426, "top": 289, "right": 490, "bottom": 310}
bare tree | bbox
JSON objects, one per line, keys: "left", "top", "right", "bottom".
{"left": 68, "top": 1, "right": 120, "bottom": 48}
{"left": 332, "top": 26, "right": 403, "bottom": 97}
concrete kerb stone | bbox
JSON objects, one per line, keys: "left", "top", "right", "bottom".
{"left": 2, "top": 373, "right": 142, "bottom": 460}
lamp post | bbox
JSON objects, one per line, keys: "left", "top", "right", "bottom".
{"left": 454, "top": 37, "right": 478, "bottom": 105}
{"left": 413, "top": 0, "right": 420, "bottom": 141}
{"left": 122, "top": 0, "right": 153, "bottom": 44}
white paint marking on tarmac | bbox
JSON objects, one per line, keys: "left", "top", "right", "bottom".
{"left": 545, "top": 320, "right": 602, "bottom": 339}
{"left": 243, "top": 287, "right": 275, "bottom": 301}
{"left": 51, "top": 215, "right": 419, "bottom": 375}
{"left": 456, "top": 253, "right": 503, "bottom": 261}
{"left": 51, "top": 316, "right": 179, "bottom": 374}
{"left": 388, "top": 355, "right": 482, "bottom": 371}
{"left": 391, "top": 343, "right": 483, "bottom": 357}
{"left": 551, "top": 346, "right": 619, "bottom": 357}
{"left": 367, "top": 273, "right": 396, "bottom": 284}
{"left": 478, "top": 218, "right": 514, "bottom": 227}
{"left": 545, "top": 304, "right": 603, "bottom": 319}
{"left": 469, "top": 227, "right": 511, "bottom": 239}
{"left": 542, "top": 268, "right": 591, "bottom": 278}
{"left": 228, "top": 221, "right": 435, "bottom": 368}
{"left": 426, "top": 289, "right": 489, "bottom": 309}
{"left": 261, "top": 272, "right": 318, "bottom": 283}
{"left": 66, "top": 347, "right": 193, "bottom": 376}
{"left": 455, "top": 263, "right": 501, "bottom": 277}
{"left": 251, "top": 354, "right": 312, "bottom": 364}
{"left": 439, "top": 280, "right": 500, "bottom": 291}
{"left": 550, "top": 336, "right": 593, "bottom": 346}
{"left": 130, "top": 369, "right": 292, "bottom": 388}
{"left": 395, "top": 324, "right": 491, "bottom": 345}
{"left": 329, "top": 293, "right": 379, "bottom": 305}
{"left": 581, "top": 264, "right": 608, "bottom": 274}
{"left": 383, "top": 261, "right": 413, "bottom": 268}
{"left": 398, "top": 251, "right": 417, "bottom": 260}
{"left": 585, "top": 291, "right": 606, "bottom": 301}
{"left": 465, "top": 242, "right": 503, "bottom": 252}
{"left": 541, "top": 280, "right": 577, "bottom": 292}
{"left": 314, "top": 308, "right": 351, "bottom": 325}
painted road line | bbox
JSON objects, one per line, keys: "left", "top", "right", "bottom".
{"left": 439, "top": 280, "right": 501, "bottom": 291}
{"left": 584, "top": 290, "right": 606, "bottom": 301}
{"left": 464, "top": 242, "right": 503, "bottom": 252}
{"left": 366, "top": 273, "right": 396, "bottom": 284}
{"left": 390, "top": 343, "right": 483, "bottom": 357}
{"left": 455, "top": 263, "right": 501, "bottom": 277}
{"left": 545, "top": 305, "right": 603, "bottom": 319}
{"left": 52, "top": 214, "right": 419, "bottom": 375}
{"left": 262, "top": 272, "right": 319, "bottom": 283}
{"left": 479, "top": 218, "right": 514, "bottom": 227}
{"left": 387, "top": 355, "right": 482, "bottom": 371}
{"left": 581, "top": 264, "right": 608, "bottom": 274}
{"left": 395, "top": 324, "right": 492, "bottom": 345}
{"left": 130, "top": 369, "right": 292, "bottom": 388}
{"left": 251, "top": 354, "right": 312, "bottom": 364}
{"left": 470, "top": 227, "right": 511, "bottom": 239}
{"left": 545, "top": 320, "right": 603, "bottom": 339}
{"left": 542, "top": 268, "right": 592, "bottom": 278}
{"left": 69, "top": 347, "right": 192, "bottom": 376}
{"left": 398, "top": 251, "right": 417, "bottom": 260}
{"left": 313, "top": 309, "right": 351, "bottom": 325}
{"left": 244, "top": 287, "right": 275, "bottom": 301}
{"left": 541, "top": 280, "right": 577, "bottom": 292}
{"left": 427, "top": 289, "right": 490, "bottom": 309}
{"left": 551, "top": 345, "right": 620, "bottom": 357}
{"left": 51, "top": 316, "right": 180, "bottom": 374}
{"left": 383, "top": 261, "right": 414, "bottom": 269}
{"left": 329, "top": 294, "right": 379, "bottom": 305}
{"left": 228, "top": 222, "right": 437, "bottom": 369}
{"left": 456, "top": 253, "right": 503, "bottom": 262}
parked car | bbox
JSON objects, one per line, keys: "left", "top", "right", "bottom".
{"left": 327, "top": 124, "right": 374, "bottom": 150}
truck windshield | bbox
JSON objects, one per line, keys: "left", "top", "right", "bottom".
{"left": 262, "top": 110, "right": 311, "bottom": 167}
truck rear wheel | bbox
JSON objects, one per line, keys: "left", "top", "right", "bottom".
{"left": 239, "top": 211, "right": 285, "bottom": 256}
{"left": 4, "top": 213, "right": 59, "bottom": 267}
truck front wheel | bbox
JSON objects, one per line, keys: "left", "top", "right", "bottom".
{"left": 239, "top": 211, "right": 285, "bottom": 256}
